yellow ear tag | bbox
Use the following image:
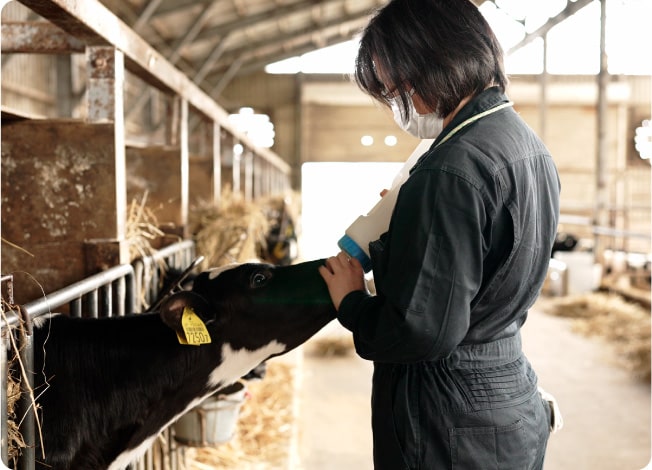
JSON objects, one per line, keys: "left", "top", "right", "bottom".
{"left": 176, "top": 306, "right": 212, "bottom": 346}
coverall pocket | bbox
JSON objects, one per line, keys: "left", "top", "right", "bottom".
{"left": 449, "top": 420, "right": 528, "bottom": 470}
{"left": 451, "top": 356, "right": 536, "bottom": 412}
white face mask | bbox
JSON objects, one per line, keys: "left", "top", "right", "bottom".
{"left": 391, "top": 98, "right": 443, "bottom": 139}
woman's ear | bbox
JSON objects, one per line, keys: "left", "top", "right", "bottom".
{"left": 159, "top": 291, "right": 212, "bottom": 332}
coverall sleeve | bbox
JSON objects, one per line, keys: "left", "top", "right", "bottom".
{"left": 337, "top": 168, "right": 488, "bottom": 363}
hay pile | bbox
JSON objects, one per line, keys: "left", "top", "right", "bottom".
{"left": 126, "top": 192, "right": 173, "bottom": 310}
{"left": 6, "top": 360, "right": 26, "bottom": 466}
{"left": 2, "top": 299, "right": 40, "bottom": 467}
{"left": 2, "top": 294, "right": 22, "bottom": 466}
{"left": 190, "top": 188, "right": 270, "bottom": 270}
{"left": 126, "top": 192, "right": 168, "bottom": 262}
{"left": 543, "top": 292, "right": 651, "bottom": 381}
{"left": 257, "top": 191, "right": 301, "bottom": 236}
{"left": 183, "top": 360, "right": 295, "bottom": 469}
{"left": 308, "top": 334, "right": 355, "bottom": 357}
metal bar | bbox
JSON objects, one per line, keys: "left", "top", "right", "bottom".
{"left": 115, "top": 277, "right": 126, "bottom": 316}
{"left": 168, "top": 430, "right": 176, "bottom": 470}
{"left": 133, "top": 0, "right": 163, "bottom": 33}
{"left": 1, "top": 21, "right": 85, "bottom": 53}
{"left": 507, "top": 0, "right": 593, "bottom": 55}
{"left": 180, "top": 98, "right": 189, "bottom": 228}
{"left": 101, "top": 283, "right": 112, "bottom": 318}
{"left": 558, "top": 214, "right": 650, "bottom": 240}
{"left": 195, "top": 0, "right": 342, "bottom": 40}
{"left": 213, "top": 121, "right": 222, "bottom": 205}
{"left": 592, "top": 226, "right": 650, "bottom": 240}
{"left": 70, "top": 298, "right": 82, "bottom": 318}
{"left": 233, "top": 153, "right": 241, "bottom": 195}
{"left": 166, "top": 2, "right": 214, "bottom": 66}
{"left": 0, "top": 80, "right": 56, "bottom": 104}
{"left": 208, "top": 55, "right": 244, "bottom": 98}
{"left": 1, "top": 264, "right": 136, "bottom": 328}
{"left": 150, "top": 0, "right": 213, "bottom": 18}
{"left": 86, "top": 46, "right": 128, "bottom": 242}
{"left": 0, "top": 333, "right": 7, "bottom": 467}
{"left": 86, "top": 290, "right": 99, "bottom": 319}
{"left": 125, "top": 270, "right": 136, "bottom": 315}
{"left": 132, "top": 260, "right": 145, "bottom": 313}
{"left": 245, "top": 152, "right": 253, "bottom": 202}
{"left": 16, "top": 328, "right": 35, "bottom": 470}
{"left": 149, "top": 240, "right": 196, "bottom": 264}
{"left": 144, "top": 261, "right": 155, "bottom": 308}
{"left": 86, "top": 46, "right": 123, "bottom": 122}
{"left": 193, "top": 35, "right": 230, "bottom": 85}
{"left": 594, "top": 0, "right": 609, "bottom": 263}
{"left": 56, "top": 54, "right": 75, "bottom": 117}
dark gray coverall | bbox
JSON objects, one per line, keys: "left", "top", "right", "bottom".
{"left": 338, "top": 87, "right": 561, "bottom": 469}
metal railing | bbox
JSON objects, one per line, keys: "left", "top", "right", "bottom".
{"left": 132, "top": 240, "right": 197, "bottom": 313}
{"left": 1, "top": 263, "right": 136, "bottom": 469}
{"left": 1, "top": 240, "right": 199, "bottom": 469}
{"left": 130, "top": 240, "right": 198, "bottom": 470}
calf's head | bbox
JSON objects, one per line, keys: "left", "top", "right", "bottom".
{"left": 159, "top": 258, "right": 336, "bottom": 357}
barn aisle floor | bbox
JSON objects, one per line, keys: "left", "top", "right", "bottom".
{"left": 292, "top": 296, "right": 651, "bottom": 470}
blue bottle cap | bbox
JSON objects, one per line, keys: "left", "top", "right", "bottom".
{"left": 337, "top": 234, "right": 372, "bottom": 273}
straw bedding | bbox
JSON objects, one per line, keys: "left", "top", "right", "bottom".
{"left": 542, "top": 292, "right": 651, "bottom": 381}
{"left": 182, "top": 360, "right": 296, "bottom": 469}
{"left": 2, "top": 300, "right": 39, "bottom": 468}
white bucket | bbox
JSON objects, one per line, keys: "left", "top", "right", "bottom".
{"left": 543, "top": 258, "right": 568, "bottom": 296}
{"left": 173, "top": 381, "right": 247, "bottom": 446}
{"left": 553, "top": 251, "right": 601, "bottom": 295}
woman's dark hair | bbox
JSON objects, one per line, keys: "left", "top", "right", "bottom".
{"left": 354, "top": 0, "right": 508, "bottom": 120}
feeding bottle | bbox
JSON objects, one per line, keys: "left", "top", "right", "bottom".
{"left": 338, "top": 139, "right": 434, "bottom": 272}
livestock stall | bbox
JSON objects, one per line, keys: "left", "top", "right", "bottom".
{"left": 2, "top": 240, "right": 198, "bottom": 468}
{"left": 1, "top": 0, "right": 291, "bottom": 305}
{"left": 1, "top": 1, "right": 294, "bottom": 468}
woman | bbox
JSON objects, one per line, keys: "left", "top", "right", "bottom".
{"left": 318, "top": 0, "right": 561, "bottom": 468}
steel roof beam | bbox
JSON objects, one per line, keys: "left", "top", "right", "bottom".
{"left": 195, "top": 0, "right": 346, "bottom": 41}
{"left": 150, "top": 0, "right": 213, "bottom": 18}
{"left": 507, "top": 0, "right": 593, "bottom": 55}
{"left": 201, "top": 12, "right": 369, "bottom": 81}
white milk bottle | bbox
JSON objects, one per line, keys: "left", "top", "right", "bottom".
{"left": 337, "top": 139, "right": 434, "bottom": 272}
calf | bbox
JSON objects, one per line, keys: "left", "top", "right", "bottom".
{"left": 27, "top": 259, "right": 334, "bottom": 470}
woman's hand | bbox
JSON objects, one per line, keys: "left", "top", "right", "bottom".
{"left": 319, "top": 251, "right": 367, "bottom": 311}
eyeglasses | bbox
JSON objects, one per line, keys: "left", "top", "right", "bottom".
{"left": 381, "top": 86, "right": 415, "bottom": 100}
{"left": 381, "top": 86, "right": 398, "bottom": 99}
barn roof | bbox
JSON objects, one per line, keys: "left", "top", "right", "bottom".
{"left": 89, "top": 0, "right": 591, "bottom": 97}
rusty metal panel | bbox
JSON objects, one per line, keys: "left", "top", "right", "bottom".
{"left": 1, "top": 119, "right": 128, "bottom": 303}
{"left": 126, "top": 145, "right": 184, "bottom": 228}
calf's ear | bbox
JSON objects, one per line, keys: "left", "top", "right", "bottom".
{"left": 159, "top": 291, "right": 213, "bottom": 331}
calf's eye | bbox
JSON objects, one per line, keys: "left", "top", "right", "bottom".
{"left": 250, "top": 272, "right": 268, "bottom": 288}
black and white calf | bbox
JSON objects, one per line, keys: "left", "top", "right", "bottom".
{"left": 29, "top": 259, "right": 335, "bottom": 470}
